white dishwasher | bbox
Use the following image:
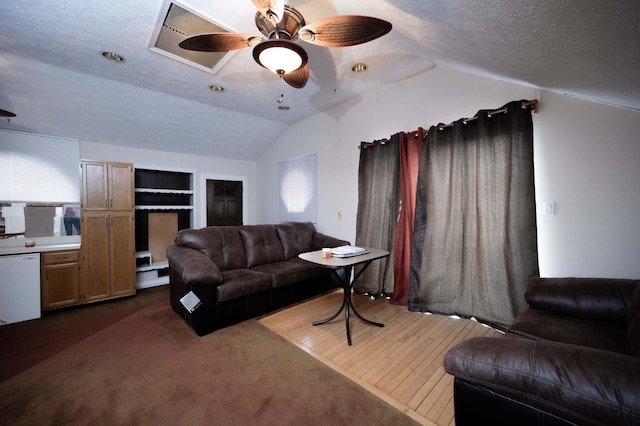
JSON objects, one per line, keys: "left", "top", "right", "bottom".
{"left": 0, "top": 253, "right": 41, "bottom": 326}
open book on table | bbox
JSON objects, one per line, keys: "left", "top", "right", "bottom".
{"left": 330, "top": 245, "right": 369, "bottom": 258}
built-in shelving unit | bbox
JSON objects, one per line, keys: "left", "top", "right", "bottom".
{"left": 134, "top": 167, "right": 193, "bottom": 288}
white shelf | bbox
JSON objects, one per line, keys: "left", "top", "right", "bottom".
{"left": 134, "top": 205, "right": 193, "bottom": 210}
{"left": 135, "top": 188, "right": 193, "bottom": 195}
{"left": 136, "top": 260, "right": 168, "bottom": 273}
{"left": 136, "top": 266, "right": 170, "bottom": 289}
{"left": 136, "top": 275, "right": 169, "bottom": 289}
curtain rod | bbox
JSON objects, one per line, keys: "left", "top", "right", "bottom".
{"left": 359, "top": 99, "right": 538, "bottom": 149}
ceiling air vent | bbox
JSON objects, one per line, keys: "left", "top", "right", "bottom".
{"left": 150, "top": 2, "right": 233, "bottom": 72}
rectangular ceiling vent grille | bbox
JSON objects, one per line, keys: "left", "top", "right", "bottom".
{"left": 151, "top": 2, "right": 230, "bottom": 71}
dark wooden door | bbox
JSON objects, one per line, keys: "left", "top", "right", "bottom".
{"left": 207, "top": 180, "right": 242, "bottom": 226}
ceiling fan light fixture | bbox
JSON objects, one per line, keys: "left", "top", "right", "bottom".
{"left": 253, "top": 39, "right": 308, "bottom": 75}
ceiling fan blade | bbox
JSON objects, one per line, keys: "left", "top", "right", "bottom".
{"left": 252, "top": 0, "right": 272, "bottom": 17}
{"left": 0, "top": 108, "right": 16, "bottom": 117}
{"left": 299, "top": 16, "right": 392, "bottom": 47}
{"left": 179, "top": 33, "right": 258, "bottom": 52}
{"left": 283, "top": 65, "right": 309, "bottom": 89}
{"left": 252, "top": 0, "right": 285, "bottom": 23}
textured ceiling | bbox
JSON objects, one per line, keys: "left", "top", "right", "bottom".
{"left": 0, "top": 0, "right": 638, "bottom": 160}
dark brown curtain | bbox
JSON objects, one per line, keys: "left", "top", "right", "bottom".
{"left": 354, "top": 137, "right": 400, "bottom": 296}
{"left": 390, "top": 129, "right": 424, "bottom": 305}
{"left": 409, "top": 100, "right": 539, "bottom": 329}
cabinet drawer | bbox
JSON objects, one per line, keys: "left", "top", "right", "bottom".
{"left": 43, "top": 250, "right": 79, "bottom": 265}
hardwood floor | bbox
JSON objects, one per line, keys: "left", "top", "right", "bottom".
{"left": 259, "top": 289, "right": 503, "bottom": 426}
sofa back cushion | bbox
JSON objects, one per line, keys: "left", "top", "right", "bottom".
{"left": 238, "top": 225, "right": 285, "bottom": 268}
{"left": 174, "top": 226, "right": 246, "bottom": 271}
{"left": 525, "top": 277, "right": 639, "bottom": 327}
{"left": 629, "top": 285, "right": 640, "bottom": 357}
{"left": 275, "top": 222, "right": 315, "bottom": 259}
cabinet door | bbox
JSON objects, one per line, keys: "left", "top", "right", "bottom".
{"left": 109, "top": 163, "right": 133, "bottom": 211}
{"left": 110, "top": 211, "right": 136, "bottom": 297}
{"left": 82, "top": 161, "right": 133, "bottom": 211}
{"left": 42, "top": 262, "right": 81, "bottom": 309}
{"left": 82, "top": 161, "right": 108, "bottom": 210}
{"left": 81, "top": 212, "right": 111, "bottom": 301}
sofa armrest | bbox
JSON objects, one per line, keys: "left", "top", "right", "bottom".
{"left": 525, "top": 277, "right": 639, "bottom": 326}
{"left": 443, "top": 336, "right": 640, "bottom": 426}
{"left": 311, "top": 232, "right": 349, "bottom": 250}
{"left": 166, "top": 244, "right": 223, "bottom": 286}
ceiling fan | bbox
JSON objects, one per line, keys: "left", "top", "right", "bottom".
{"left": 178, "top": 0, "right": 392, "bottom": 89}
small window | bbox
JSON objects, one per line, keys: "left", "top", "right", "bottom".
{"left": 278, "top": 153, "right": 317, "bottom": 223}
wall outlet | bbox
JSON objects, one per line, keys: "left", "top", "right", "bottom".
{"left": 337, "top": 211, "right": 342, "bottom": 220}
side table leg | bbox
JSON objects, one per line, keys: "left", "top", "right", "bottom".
{"left": 349, "top": 298, "right": 384, "bottom": 328}
{"left": 311, "top": 261, "right": 385, "bottom": 345}
{"left": 345, "top": 294, "right": 352, "bottom": 345}
{"left": 312, "top": 268, "right": 349, "bottom": 326}
{"left": 349, "top": 260, "right": 385, "bottom": 328}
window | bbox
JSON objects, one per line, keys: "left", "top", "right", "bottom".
{"left": 0, "top": 130, "right": 80, "bottom": 202}
{"left": 278, "top": 153, "right": 316, "bottom": 223}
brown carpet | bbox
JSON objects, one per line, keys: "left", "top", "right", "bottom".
{"left": 0, "top": 286, "right": 169, "bottom": 383}
{"left": 0, "top": 289, "right": 419, "bottom": 425}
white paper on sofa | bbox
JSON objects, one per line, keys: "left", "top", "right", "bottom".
{"left": 180, "top": 291, "right": 202, "bottom": 313}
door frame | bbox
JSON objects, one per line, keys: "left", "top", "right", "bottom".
{"left": 199, "top": 173, "right": 249, "bottom": 228}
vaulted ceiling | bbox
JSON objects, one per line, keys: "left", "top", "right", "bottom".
{"left": 1, "top": 0, "right": 638, "bottom": 160}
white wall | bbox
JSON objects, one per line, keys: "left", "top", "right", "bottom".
{"left": 257, "top": 67, "right": 640, "bottom": 279}
{"left": 533, "top": 92, "right": 640, "bottom": 278}
{"left": 81, "top": 141, "right": 258, "bottom": 227}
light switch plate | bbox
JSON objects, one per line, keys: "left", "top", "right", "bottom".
{"left": 543, "top": 201, "right": 555, "bottom": 216}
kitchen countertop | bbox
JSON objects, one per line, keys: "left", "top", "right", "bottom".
{"left": 0, "top": 236, "right": 81, "bottom": 256}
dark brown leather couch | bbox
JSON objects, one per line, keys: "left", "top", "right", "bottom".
{"left": 166, "top": 221, "right": 348, "bottom": 336}
{"left": 443, "top": 277, "right": 640, "bottom": 426}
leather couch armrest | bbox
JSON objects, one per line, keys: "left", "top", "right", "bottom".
{"left": 443, "top": 336, "right": 640, "bottom": 426}
{"left": 166, "top": 245, "right": 223, "bottom": 286}
{"left": 525, "top": 277, "right": 639, "bottom": 325}
{"left": 311, "top": 232, "right": 349, "bottom": 250}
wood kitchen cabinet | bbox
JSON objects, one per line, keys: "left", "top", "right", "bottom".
{"left": 41, "top": 249, "right": 81, "bottom": 310}
{"left": 82, "top": 211, "right": 136, "bottom": 300}
{"left": 81, "top": 160, "right": 136, "bottom": 303}
{"left": 82, "top": 161, "right": 134, "bottom": 211}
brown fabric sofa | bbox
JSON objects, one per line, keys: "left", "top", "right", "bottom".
{"left": 443, "top": 277, "right": 640, "bottom": 426}
{"left": 166, "top": 221, "right": 348, "bottom": 336}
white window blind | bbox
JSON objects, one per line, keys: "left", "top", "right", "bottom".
{"left": 0, "top": 130, "right": 80, "bottom": 202}
{"left": 278, "top": 153, "right": 317, "bottom": 223}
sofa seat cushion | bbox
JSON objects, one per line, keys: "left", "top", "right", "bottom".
{"left": 508, "top": 308, "right": 631, "bottom": 355}
{"left": 175, "top": 226, "right": 246, "bottom": 271}
{"left": 217, "top": 269, "right": 271, "bottom": 302}
{"left": 239, "top": 225, "right": 285, "bottom": 268}
{"left": 275, "top": 222, "right": 315, "bottom": 259}
{"left": 251, "top": 260, "right": 318, "bottom": 288}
